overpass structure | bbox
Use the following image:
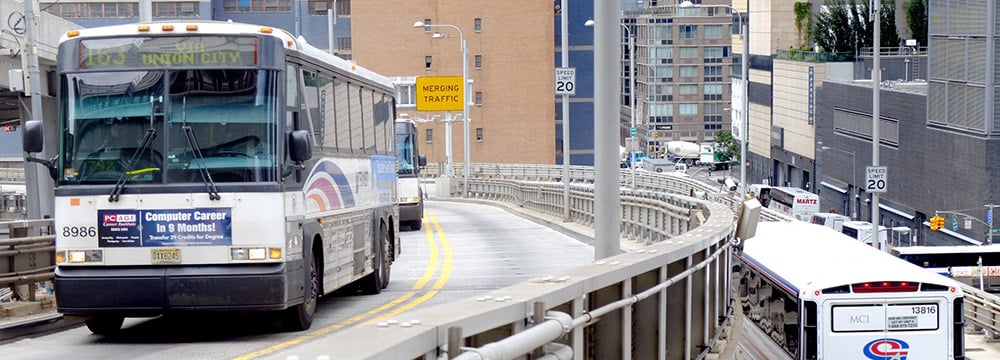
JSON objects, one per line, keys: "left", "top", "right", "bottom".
{"left": 3, "top": 163, "right": 1000, "bottom": 358}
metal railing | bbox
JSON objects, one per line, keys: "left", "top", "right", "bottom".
{"left": 0, "top": 219, "right": 55, "bottom": 302}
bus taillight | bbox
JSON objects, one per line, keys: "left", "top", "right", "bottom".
{"left": 852, "top": 281, "right": 919, "bottom": 293}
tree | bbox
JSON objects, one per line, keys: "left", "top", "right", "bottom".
{"left": 714, "top": 130, "right": 739, "bottom": 164}
{"left": 905, "top": 0, "right": 928, "bottom": 46}
{"left": 811, "top": 0, "right": 900, "bottom": 54}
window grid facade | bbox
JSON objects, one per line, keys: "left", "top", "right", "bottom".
{"left": 627, "top": 5, "right": 735, "bottom": 149}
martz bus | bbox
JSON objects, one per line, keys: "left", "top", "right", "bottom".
{"left": 23, "top": 21, "right": 400, "bottom": 334}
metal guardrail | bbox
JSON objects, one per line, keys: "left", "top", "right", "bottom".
{"left": 0, "top": 219, "right": 55, "bottom": 302}
{"left": 302, "top": 163, "right": 741, "bottom": 359}
{"left": 961, "top": 284, "right": 1000, "bottom": 337}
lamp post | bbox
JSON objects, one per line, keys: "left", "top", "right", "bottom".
{"left": 682, "top": 1, "right": 749, "bottom": 197}
{"left": 820, "top": 145, "right": 857, "bottom": 219}
{"left": 412, "top": 21, "right": 470, "bottom": 196}
{"left": 584, "top": 19, "right": 637, "bottom": 187}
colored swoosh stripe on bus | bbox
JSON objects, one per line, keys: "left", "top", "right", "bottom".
{"left": 303, "top": 160, "right": 354, "bottom": 211}
{"left": 234, "top": 212, "right": 451, "bottom": 359}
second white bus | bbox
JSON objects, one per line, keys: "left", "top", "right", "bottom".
{"left": 734, "top": 221, "right": 965, "bottom": 359}
{"left": 765, "top": 186, "right": 820, "bottom": 221}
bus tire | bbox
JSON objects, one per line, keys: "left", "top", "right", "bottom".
{"left": 408, "top": 219, "right": 422, "bottom": 231}
{"left": 361, "top": 224, "right": 391, "bottom": 294}
{"left": 85, "top": 315, "right": 124, "bottom": 335}
{"left": 283, "top": 248, "right": 318, "bottom": 331}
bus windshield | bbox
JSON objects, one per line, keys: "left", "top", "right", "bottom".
{"left": 395, "top": 122, "right": 418, "bottom": 177}
{"left": 58, "top": 68, "right": 279, "bottom": 185}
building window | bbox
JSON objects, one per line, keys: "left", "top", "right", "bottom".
{"left": 474, "top": 18, "right": 482, "bottom": 32}
{"left": 475, "top": 91, "right": 483, "bottom": 105}
{"left": 475, "top": 55, "right": 482, "bottom": 69}
{"left": 704, "top": 84, "right": 723, "bottom": 100}
{"left": 425, "top": 129, "right": 433, "bottom": 143}
{"left": 223, "top": 0, "right": 292, "bottom": 13}
{"left": 476, "top": 128, "right": 483, "bottom": 142}
{"left": 679, "top": 84, "right": 698, "bottom": 95}
{"left": 308, "top": 0, "right": 351, "bottom": 16}
{"left": 395, "top": 82, "right": 416, "bottom": 109}
{"left": 677, "top": 7, "right": 700, "bottom": 16}
{"left": 679, "top": 103, "right": 698, "bottom": 115}
{"left": 679, "top": 65, "right": 698, "bottom": 77}
{"left": 679, "top": 47, "right": 698, "bottom": 59}
{"left": 424, "top": 18, "right": 432, "bottom": 32}
{"left": 153, "top": 2, "right": 200, "bottom": 17}
{"left": 425, "top": 56, "right": 432, "bottom": 70}
{"left": 704, "top": 25, "right": 723, "bottom": 39}
{"left": 679, "top": 25, "right": 698, "bottom": 39}
{"left": 704, "top": 46, "right": 725, "bottom": 61}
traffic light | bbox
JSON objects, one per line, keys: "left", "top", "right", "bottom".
{"left": 930, "top": 216, "right": 944, "bottom": 231}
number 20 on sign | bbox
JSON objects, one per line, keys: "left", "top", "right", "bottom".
{"left": 865, "top": 166, "right": 887, "bottom": 193}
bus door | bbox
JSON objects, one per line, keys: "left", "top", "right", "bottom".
{"left": 825, "top": 297, "right": 949, "bottom": 359}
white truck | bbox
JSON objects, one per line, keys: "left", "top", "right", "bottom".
{"left": 665, "top": 141, "right": 700, "bottom": 165}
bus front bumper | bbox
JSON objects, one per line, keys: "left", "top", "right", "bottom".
{"left": 53, "top": 261, "right": 303, "bottom": 317}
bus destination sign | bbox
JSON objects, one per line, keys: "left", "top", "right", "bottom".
{"left": 79, "top": 36, "right": 258, "bottom": 70}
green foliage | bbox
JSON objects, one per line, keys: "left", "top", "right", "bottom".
{"left": 794, "top": 2, "right": 812, "bottom": 47}
{"left": 811, "top": 0, "right": 900, "bottom": 54}
{"left": 714, "top": 130, "right": 738, "bottom": 163}
{"left": 905, "top": 0, "right": 927, "bottom": 46}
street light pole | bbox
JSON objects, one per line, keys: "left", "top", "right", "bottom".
{"left": 584, "top": 20, "right": 637, "bottom": 188}
{"left": 413, "top": 21, "right": 470, "bottom": 196}
{"left": 685, "top": 1, "right": 747, "bottom": 197}
{"left": 561, "top": 0, "right": 572, "bottom": 221}
{"left": 872, "top": 1, "right": 884, "bottom": 252}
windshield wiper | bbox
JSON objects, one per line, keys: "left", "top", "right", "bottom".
{"left": 180, "top": 97, "right": 221, "bottom": 200}
{"left": 108, "top": 129, "right": 157, "bottom": 202}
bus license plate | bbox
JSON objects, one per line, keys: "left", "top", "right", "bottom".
{"left": 151, "top": 248, "right": 181, "bottom": 264}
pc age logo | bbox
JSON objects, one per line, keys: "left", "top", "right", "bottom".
{"left": 863, "top": 338, "right": 909, "bottom": 360}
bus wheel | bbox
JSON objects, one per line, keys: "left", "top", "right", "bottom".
{"left": 409, "top": 219, "right": 423, "bottom": 231}
{"left": 85, "top": 315, "right": 124, "bottom": 335}
{"left": 283, "top": 251, "right": 318, "bottom": 331}
{"left": 361, "top": 224, "right": 391, "bottom": 294}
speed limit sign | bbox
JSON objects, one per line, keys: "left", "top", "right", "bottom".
{"left": 865, "top": 166, "right": 887, "bottom": 193}
{"left": 555, "top": 67, "right": 576, "bottom": 95}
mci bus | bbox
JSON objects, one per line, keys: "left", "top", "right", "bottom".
{"left": 22, "top": 21, "right": 400, "bottom": 334}
{"left": 734, "top": 221, "right": 965, "bottom": 359}
{"left": 892, "top": 245, "right": 1000, "bottom": 292}
{"left": 395, "top": 118, "right": 426, "bottom": 230}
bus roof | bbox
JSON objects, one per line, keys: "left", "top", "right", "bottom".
{"left": 769, "top": 186, "right": 817, "bottom": 196}
{"left": 59, "top": 20, "right": 394, "bottom": 89}
{"left": 892, "top": 243, "right": 1000, "bottom": 255}
{"left": 743, "top": 221, "right": 958, "bottom": 294}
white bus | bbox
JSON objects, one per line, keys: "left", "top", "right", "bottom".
{"left": 22, "top": 21, "right": 400, "bottom": 334}
{"left": 734, "top": 221, "right": 965, "bottom": 359}
{"left": 841, "top": 221, "right": 888, "bottom": 249}
{"left": 766, "top": 186, "right": 820, "bottom": 221}
{"left": 893, "top": 245, "right": 1000, "bottom": 292}
{"left": 395, "top": 118, "right": 426, "bottom": 230}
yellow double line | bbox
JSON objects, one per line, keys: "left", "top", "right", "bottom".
{"left": 234, "top": 211, "right": 453, "bottom": 359}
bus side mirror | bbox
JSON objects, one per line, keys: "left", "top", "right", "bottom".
{"left": 288, "top": 130, "right": 312, "bottom": 162}
{"left": 22, "top": 120, "right": 43, "bottom": 153}
{"left": 418, "top": 155, "right": 427, "bottom": 167}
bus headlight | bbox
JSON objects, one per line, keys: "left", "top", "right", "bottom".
{"left": 64, "top": 250, "right": 103, "bottom": 263}
{"left": 400, "top": 196, "right": 420, "bottom": 204}
{"left": 231, "top": 247, "right": 282, "bottom": 261}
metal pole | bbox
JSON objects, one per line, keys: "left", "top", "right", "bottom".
{"left": 327, "top": 4, "right": 338, "bottom": 55}
{"left": 627, "top": 26, "right": 637, "bottom": 188}
{"left": 739, "top": 14, "right": 749, "bottom": 197}
{"left": 594, "top": 0, "right": 621, "bottom": 260}
{"left": 445, "top": 111, "right": 453, "bottom": 177}
{"left": 139, "top": 0, "right": 152, "bottom": 22}
{"left": 561, "top": 0, "right": 571, "bottom": 221}
{"left": 23, "top": 0, "right": 49, "bottom": 221}
{"left": 872, "top": 1, "right": 883, "bottom": 252}
{"left": 462, "top": 35, "right": 470, "bottom": 197}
